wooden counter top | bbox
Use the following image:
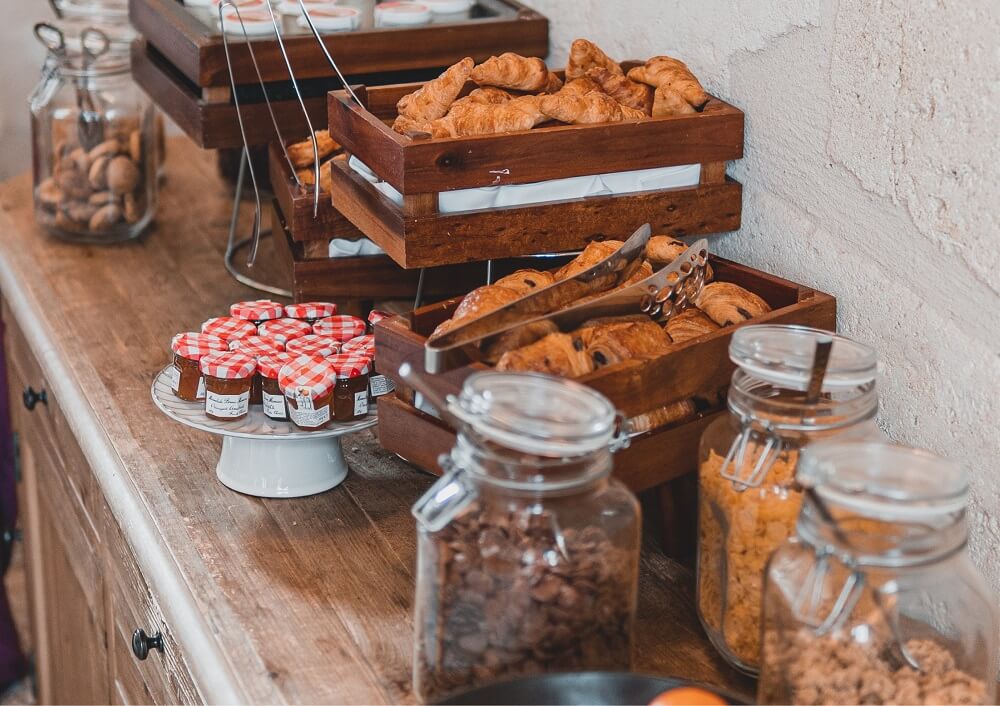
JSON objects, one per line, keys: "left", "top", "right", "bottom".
{"left": 0, "top": 139, "right": 751, "bottom": 703}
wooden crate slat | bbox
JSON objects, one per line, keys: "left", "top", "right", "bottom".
{"left": 269, "top": 144, "right": 362, "bottom": 242}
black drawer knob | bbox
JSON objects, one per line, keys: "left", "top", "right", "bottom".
{"left": 131, "top": 628, "right": 164, "bottom": 660}
{"left": 22, "top": 387, "right": 47, "bottom": 411}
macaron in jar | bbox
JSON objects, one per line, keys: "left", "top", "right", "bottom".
{"left": 279, "top": 356, "right": 338, "bottom": 431}
{"left": 313, "top": 314, "right": 366, "bottom": 343}
{"left": 199, "top": 351, "right": 256, "bottom": 422}
{"left": 328, "top": 353, "right": 372, "bottom": 421}
{"left": 169, "top": 332, "right": 227, "bottom": 402}
{"left": 257, "top": 352, "right": 296, "bottom": 421}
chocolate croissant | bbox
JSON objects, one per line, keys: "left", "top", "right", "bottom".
{"left": 695, "top": 282, "right": 771, "bottom": 326}
{"left": 494, "top": 269, "right": 555, "bottom": 296}
{"left": 652, "top": 85, "right": 697, "bottom": 117}
{"left": 395, "top": 57, "right": 474, "bottom": 128}
{"left": 664, "top": 308, "right": 720, "bottom": 344}
{"left": 540, "top": 91, "right": 646, "bottom": 125}
{"left": 565, "top": 39, "right": 623, "bottom": 81}
{"left": 647, "top": 236, "right": 688, "bottom": 266}
{"left": 472, "top": 53, "right": 550, "bottom": 92}
{"left": 482, "top": 320, "right": 558, "bottom": 365}
{"left": 586, "top": 67, "right": 654, "bottom": 116}
{"left": 287, "top": 130, "right": 340, "bottom": 169}
{"left": 430, "top": 95, "right": 545, "bottom": 138}
{"left": 586, "top": 319, "right": 674, "bottom": 368}
{"left": 495, "top": 332, "right": 595, "bottom": 378}
{"left": 553, "top": 240, "right": 624, "bottom": 280}
{"left": 628, "top": 56, "right": 709, "bottom": 110}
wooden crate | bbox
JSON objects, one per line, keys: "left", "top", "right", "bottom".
{"left": 374, "top": 257, "right": 836, "bottom": 485}
{"left": 129, "top": 0, "right": 548, "bottom": 88}
{"left": 327, "top": 77, "right": 744, "bottom": 268}
{"left": 269, "top": 142, "right": 356, "bottom": 242}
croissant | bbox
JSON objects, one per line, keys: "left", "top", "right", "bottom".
{"left": 565, "top": 39, "right": 623, "bottom": 81}
{"left": 542, "top": 72, "right": 564, "bottom": 94}
{"left": 495, "top": 332, "right": 595, "bottom": 378}
{"left": 494, "top": 269, "right": 555, "bottom": 296}
{"left": 559, "top": 77, "right": 601, "bottom": 97}
{"left": 540, "top": 91, "right": 645, "bottom": 125}
{"left": 430, "top": 95, "right": 545, "bottom": 138}
{"left": 295, "top": 159, "right": 333, "bottom": 192}
{"left": 586, "top": 320, "right": 674, "bottom": 368}
{"left": 553, "top": 240, "right": 623, "bottom": 280}
{"left": 664, "top": 308, "right": 720, "bottom": 344}
{"left": 465, "top": 86, "right": 515, "bottom": 105}
{"left": 629, "top": 399, "right": 697, "bottom": 433}
{"left": 695, "top": 282, "right": 771, "bottom": 326}
{"left": 471, "top": 53, "right": 550, "bottom": 92}
{"left": 573, "top": 315, "right": 649, "bottom": 349}
{"left": 586, "top": 67, "right": 654, "bottom": 115}
{"left": 287, "top": 130, "right": 340, "bottom": 169}
{"left": 652, "top": 85, "right": 697, "bottom": 117}
{"left": 432, "top": 284, "right": 522, "bottom": 338}
{"left": 391, "top": 115, "right": 432, "bottom": 139}
{"left": 482, "top": 320, "right": 558, "bottom": 365}
{"left": 396, "top": 57, "right": 474, "bottom": 124}
{"left": 628, "top": 56, "right": 709, "bottom": 109}
{"left": 647, "top": 236, "right": 688, "bottom": 266}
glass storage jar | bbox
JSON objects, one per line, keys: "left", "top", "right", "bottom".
{"left": 758, "top": 441, "right": 998, "bottom": 705}
{"left": 697, "top": 325, "right": 881, "bottom": 674}
{"left": 412, "top": 372, "right": 640, "bottom": 703}
{"left": 30, "top": 30, "right": 157, "bottom": 243}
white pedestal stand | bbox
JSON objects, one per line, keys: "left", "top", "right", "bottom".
{"left": 151, "top": 367, "right": 377, "bottom": 498}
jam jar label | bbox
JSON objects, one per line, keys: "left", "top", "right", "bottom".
{"left": 290, "top": 399, "right": 330, "bottom": 428}
{"left": 262, "top": 391, "right": 287, "bottom": 419}
{"left": 205, "top": 390, "right": 251, "bottom": 418}
{"left": 354, "top": 390, "right": 369, "bottom": 417}
{"left": 165, "top": 364, "right": 181, "bottom": 392}
{"left": 197, "top": 376, "right": 206, "bottom": 400}
{"left": 369, "top": 374, "right": 395, "bottom": 398}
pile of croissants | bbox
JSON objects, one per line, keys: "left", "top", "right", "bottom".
{"left": 392, "top": 39, "right": 710, "bottom": 139}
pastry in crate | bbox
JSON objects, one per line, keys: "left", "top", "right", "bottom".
{"left": 391, "top": 39, "right": 710, "bottom": 139}
{"left": 284, "top": 130, "right": 345, "bottom": 192}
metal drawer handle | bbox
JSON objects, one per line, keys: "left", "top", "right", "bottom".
{"left": 22, "top": 387, "right": 47, "bottom": 411}
{"left": 131, "top": 628, "right": 164, "bottom": 661}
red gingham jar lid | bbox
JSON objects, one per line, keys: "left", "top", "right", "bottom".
{"left": 171, "top": 332, "right": 227, "bottom": 361}
{"left": 199, "top": 351, "right": 257, "bottom": 380}
{"left": 230, "top": 335, "right": 285, "bottom": 353}
{"left": 258, "top": 318, "right": 313, "bottom": 345}
{"left": 257, "top": 351, "right": 297, "bottom": 380}
{"left": 232, "top": 338, "right": 282, "bottom": 360}
{"left": 328, "top": 353, "right": 372, "bottom": 379}
{"left": 286, "top": 335, "right": 341, "bottom": 359}
{"left": 342, "top": 335, "right": 375, "bottom": 356}
{"left": 201, "top": 316, "right": 258, "bottom": 342}
{"left": 313, "top": 315, "right": 366, "bottom": 342}
{"left": 367, "top": 310, "right": 391, "bottom": 327}
{"left": 278, "top": 355, "right": 338, "bottom": 400}
{"left": 230, "top": 299, "right": 285, "bottom": 322}
{"left": 285, "top": 302, "right": 338, "bottom": 320}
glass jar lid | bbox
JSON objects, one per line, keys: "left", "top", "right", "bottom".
{"left": 451, "top": 372, "right": 617, "bottom": 458}
{"left": 730, "top": 325, "right": 877, "bottom": 392}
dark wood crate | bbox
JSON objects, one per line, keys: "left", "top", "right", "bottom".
{"left": 268, "top": 142, "right": 356, "bottom": 242}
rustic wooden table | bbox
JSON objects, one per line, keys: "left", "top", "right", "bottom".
{"left": 0, "top": 138, "right": 752, "bottom": 703}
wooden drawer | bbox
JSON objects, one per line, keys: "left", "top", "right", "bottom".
{"left": 104, "top": 511, "right": 202, "bottom": 705}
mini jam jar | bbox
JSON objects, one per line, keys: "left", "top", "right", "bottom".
{"left": 230, "top": 300, "right": 285, "bottom": 326}
{"left": 284, "top": 301, "right": 338, "bottom": 324}
{"left": 258, "top": 317, "right": 313, "bottom": 347}
{"left": 367, "top": 310, "right": 392, "bottom": 332}
{"left": 257, "top": 352, "right": 296, "bottom": 421}
{"left": 230, "top": 338, "right": 282, "bottom": 405}
{"left": 278, "top": 355, "right": 338, "bottom": 431}
{"left": 328, "top": 353, "right": 371, "bottom": 421}
{"left": 313, "top": 314, "right": 366, "bottom": 343}
{"left": 199, "top": 351, "right": 256, "bottom": 422}
{"left": 342, "top": 335, "right": 393, "bottom": 399}
{"left": 285, "top": 334, "right": 341, "bottom": 359}
{"left": 169, "top": 332, "right": 227, "bottom": 402}
{"left": 201, "top": 316, "right": 257, "bottom": 346}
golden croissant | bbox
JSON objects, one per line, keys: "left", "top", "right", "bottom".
{"left": 471, "top": 52, "right": 550, "bottom": 92}
{"left": 628, "top": 56, "right": 709, "bottom": 109}
{"left": 540, "top": 91, "right": 645, "bottom": 125}
{"left": 695, "top": 282, "right": 772, "bottom": 326}
{"left": 430, "top": 95, "right": 545, "bottom": 138}
{"left": 664, "top": 308, "right": 720, "bottom": 344}
{"left": 395, "top": 57, "right": 473, "bottom": 125}
{"left": 287, "top": 130, "right": 340, "bottom": 169}
{"left": 565, "top": 38, "right": 622, "bottom": 81}
{"left": 652, "top": 85, "right": 697, "bottom": 117}
{"left": 586, "top": 67, "right": 654, "bottom": 115}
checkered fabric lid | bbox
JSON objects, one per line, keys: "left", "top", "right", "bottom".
{"left": 367, "top": 310, "right": 391, "bottom": 327}
{"left": 230, "top": 300, "right": 285, "bottom": 322}
{"left": 285, "top": 302, "right": 338, "bottom": 320}
{"left": 313, "top": 315, "right": 366, "bottom": 342}
{"left": 257, "top": 318, "right": 313, "bottom": 345}
{"left": 327, "top": 353, "right": 372, "bottom": 379}
{"left": 286, "top": 335, "right": 341, "bottom": 359}
{"left": 201, "top": 316, "right": 258, "bottom": 342}
{"left": 341, "top": 335, "right": 375, "bottom": 357}
{"left": 171, "top": 332, "right": 227, "bottom": 361}
{"left": 230, "top": 335, "right": 285, "bottom": 353}
{"left": 257, "top": 351, "right": 297, "bottom": 380}
{"left": 278, "top": 355, "right": 338, "bottom": 400}
{"left": 231, "top": 338, "right": 282, "bottom": 360}
{"left": 199, "top": 350, "right": 256, "bottom": 379}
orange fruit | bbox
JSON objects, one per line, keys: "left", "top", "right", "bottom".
{"left": 648, "top": 686, "right": 728, "bottom": 706}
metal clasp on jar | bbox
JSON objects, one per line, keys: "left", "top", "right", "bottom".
{"left": 790, "top": 550, "right": 867, "bottom": 636}
{"left": 718, "top": 419, "right": 785, "bottom": 491}
{"left": 411, "top": 453, "right": 478, "bottom": 533}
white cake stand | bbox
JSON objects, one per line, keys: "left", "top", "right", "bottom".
{"left": 151, "top": 367, "right": 377, "bottom": 498}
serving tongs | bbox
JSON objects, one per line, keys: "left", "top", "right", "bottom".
{"left": 425, "top": 226, "right": 710, "bottom": 374}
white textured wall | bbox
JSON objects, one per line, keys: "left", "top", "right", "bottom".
{"left": 531, "top": 0, "right": 1000, "bottom": 591}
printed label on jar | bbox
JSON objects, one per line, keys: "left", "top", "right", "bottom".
{"left": 354, "top": 390, "right": 369, "bottom": 417}
{"left": 290, "top": 401, "right": 330, "bottom": 428}
{"left": 197, "top": 376, "right": 206, "bottom": 400}
{"left": 295, "top": 393, "right": 315, "bottom": 411}
{"left": 369, "top": 374, "right": 395, "bottom": 397}
{"left": 262, "top": 391, "right": 286, "bottom": 419}
{"left": 205, "top": 390, "right": 250, "bottom": 418}
{"left": 165, "top": 365, "right": 181, "bottom": 392}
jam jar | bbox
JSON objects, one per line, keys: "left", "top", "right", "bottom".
{"left": 230, "top": 335, "right": 285, "bottom": 353}
{"left": 285, "top": 301, "right": 338, "bottom": 324}
{"left": 343, "top": 335, "right": 393, "bottom": 400}
{"left": 201, "top": 316, "right": 257, "bottom": 346}
{"left": 230, "top": 337, "right": 282, "bottom": 405}
{"left": 258, "top": 318, "right": 312, "bottom": 347}
{"left": 367, "top": 310, "right": 391, "bottom": 332}
{"left": 412, "top": 372, "right": 638, "bottom": 702}
{"left": 258, "top": 352, "right": 295, "bottom": 421}
{"left": 279, "top": 356, "right": 337, "bottom": 431}
{"left": 313, "top": 314, "right": 366, "bottom": 343}
{"left": 169, "top": 332, "right": 227, "bottom": 402}
{"left": 327, "top": 353, "right": 371, "bottom": 421}
{"left": 697, "top": 325, "right": 882, "bottom": 674}
{"left": 230, "top": 300, "right": 285, "bottom": 326}
{"left": 199, "top": 351, "right": 256, "bottom": 422}
{"left": 758, "top": 442, "right": 999, "bottom": 706}
{"left": 285, "top": 335, "right": 341, "bottom": 359}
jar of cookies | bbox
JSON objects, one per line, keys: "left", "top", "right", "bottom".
{"left": 697, "top": 325, "right": 881, "bottom": 674}
{"left": 30, "top": 25, "right": 157, "bottom": 243}
{"left": 412, "top": 372, "right": 639, "bottom": 702}
{"left": 758, "top": 441, "right": 998, "bottom": 706}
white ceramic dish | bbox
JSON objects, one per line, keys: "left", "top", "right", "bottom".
{"left": 295, "top": 6, "right": 360, "bottom": 30}
{"left": 374, "top": 1, "right": 432, "bottom": 26}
